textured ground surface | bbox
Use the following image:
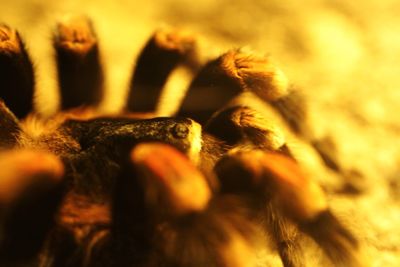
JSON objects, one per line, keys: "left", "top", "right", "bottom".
{"left": 1, "top": 0, "right": 400, "bottom": 266}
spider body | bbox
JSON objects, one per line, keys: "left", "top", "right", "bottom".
{"left": 0, "top": 15, "right": 363, "bottom": 267}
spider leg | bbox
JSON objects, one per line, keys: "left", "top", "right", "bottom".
{"left": 0, "top": 150, "right": 64, "bottom": 264}
{"left": 126, "top": 27, "right": 199, "bottom": 113}
{"left": 53, "top": 15, "right": 103, "bottom": 110}
{"left": 269, "top": 88, "right": 309, "bottom": 136}
{"left": 0, "top": 100, "right": 21, "bottom": 148}
{"left": 204, "top": 105, "right": 291, "bottom": 155}
{"left": 200, "top": 103, "right": 301, "bottom": 267}
{"left": 177, "top": 49, "right": 289, "bottom": 125}
{"left": 108, "top": 142, "right": 211, "bottom": 266}
{"left": 130, "top": 143, "right": 212, "bottom": 216}
{"left": 0, "top": 24, "right": 35, "bottom": 119}
{"left": 268, "top": 211, "right": 305, "bottom": 267}
{"left": 215, "top": 150, "right": 362, "bottom": 267}
{"left": 109, "top": 143, "right": 260, "bottom": 267}
{"left": 214, "top": 151, "right": 304, "bottom": 267}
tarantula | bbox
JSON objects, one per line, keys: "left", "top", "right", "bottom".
{"left": 0, "top": 15, "right": 363, "bottom": 267}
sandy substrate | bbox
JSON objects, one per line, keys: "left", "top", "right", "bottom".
{"left": 1, "top": 0, "right": 399, "bottom": 266}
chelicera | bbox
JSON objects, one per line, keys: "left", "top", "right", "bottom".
{"left": 0, "top": 15, "right": 362, "bottom": 267}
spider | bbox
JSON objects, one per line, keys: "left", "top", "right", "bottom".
{"left": 0, "top": 15, "right": 363, "bottom": 267}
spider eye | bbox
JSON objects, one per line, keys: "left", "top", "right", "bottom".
{"left": 171, "top": 123, "right": 189, "bottom": 139}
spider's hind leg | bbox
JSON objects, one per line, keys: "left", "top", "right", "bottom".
{"left": 53, "top": 15, "right": 104, "bottom": 110}
{"left": 0, "top": 24, "right": 35, "bottom": 119}
{"left": 105, "top": 143, "right": 213, "bottom": 266}
{"left": 0, "top": 150, "right": 65, "bottom": 264}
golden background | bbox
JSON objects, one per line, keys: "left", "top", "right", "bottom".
{"left": 1, "top": 0, "right": 400, "bottom": 265}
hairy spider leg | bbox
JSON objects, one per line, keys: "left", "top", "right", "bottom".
{"left": 53, "top": 15, "right": 104, "bottom": 110}
{"left": 126, "top": 27, "right": 200, "bottom": 113}
{"left": 108, "top": 143, "right": 261, "bottom": 267}
{"left": 205, "top": 105, "right": 292, "bottom": 156}
{"left": 215, "top": 150, "right": 362, "bottom": 267}
{"left": 177, "top": 49, "right": 289, "bottom": 125}
{"left": 0, "top": 150, "right": 64, "bottom": 264}
{"left": 0, "top": 24, "right": 35, "bottom": 119}
{"left": 0, "top": 100, "right": 21, "bottom": 148}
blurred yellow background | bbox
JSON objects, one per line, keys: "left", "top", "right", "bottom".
{"left": 1, "top": 0, "right": 400, "bottom": 265}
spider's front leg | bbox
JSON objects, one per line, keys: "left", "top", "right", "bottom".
{"left": 110, "top": 142, "right": 213, "bottom": 267}
{"left": 0, "top": 84, "right": 66, "bottom": 265}
{"left": 215, "top": 150, "right": 362, "bottom": 267}
{"left": 85, "top": 142, "right": 261, "bottom": 267}
{"left": 0, "top": 149, "right": 65, "bottom": 265}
